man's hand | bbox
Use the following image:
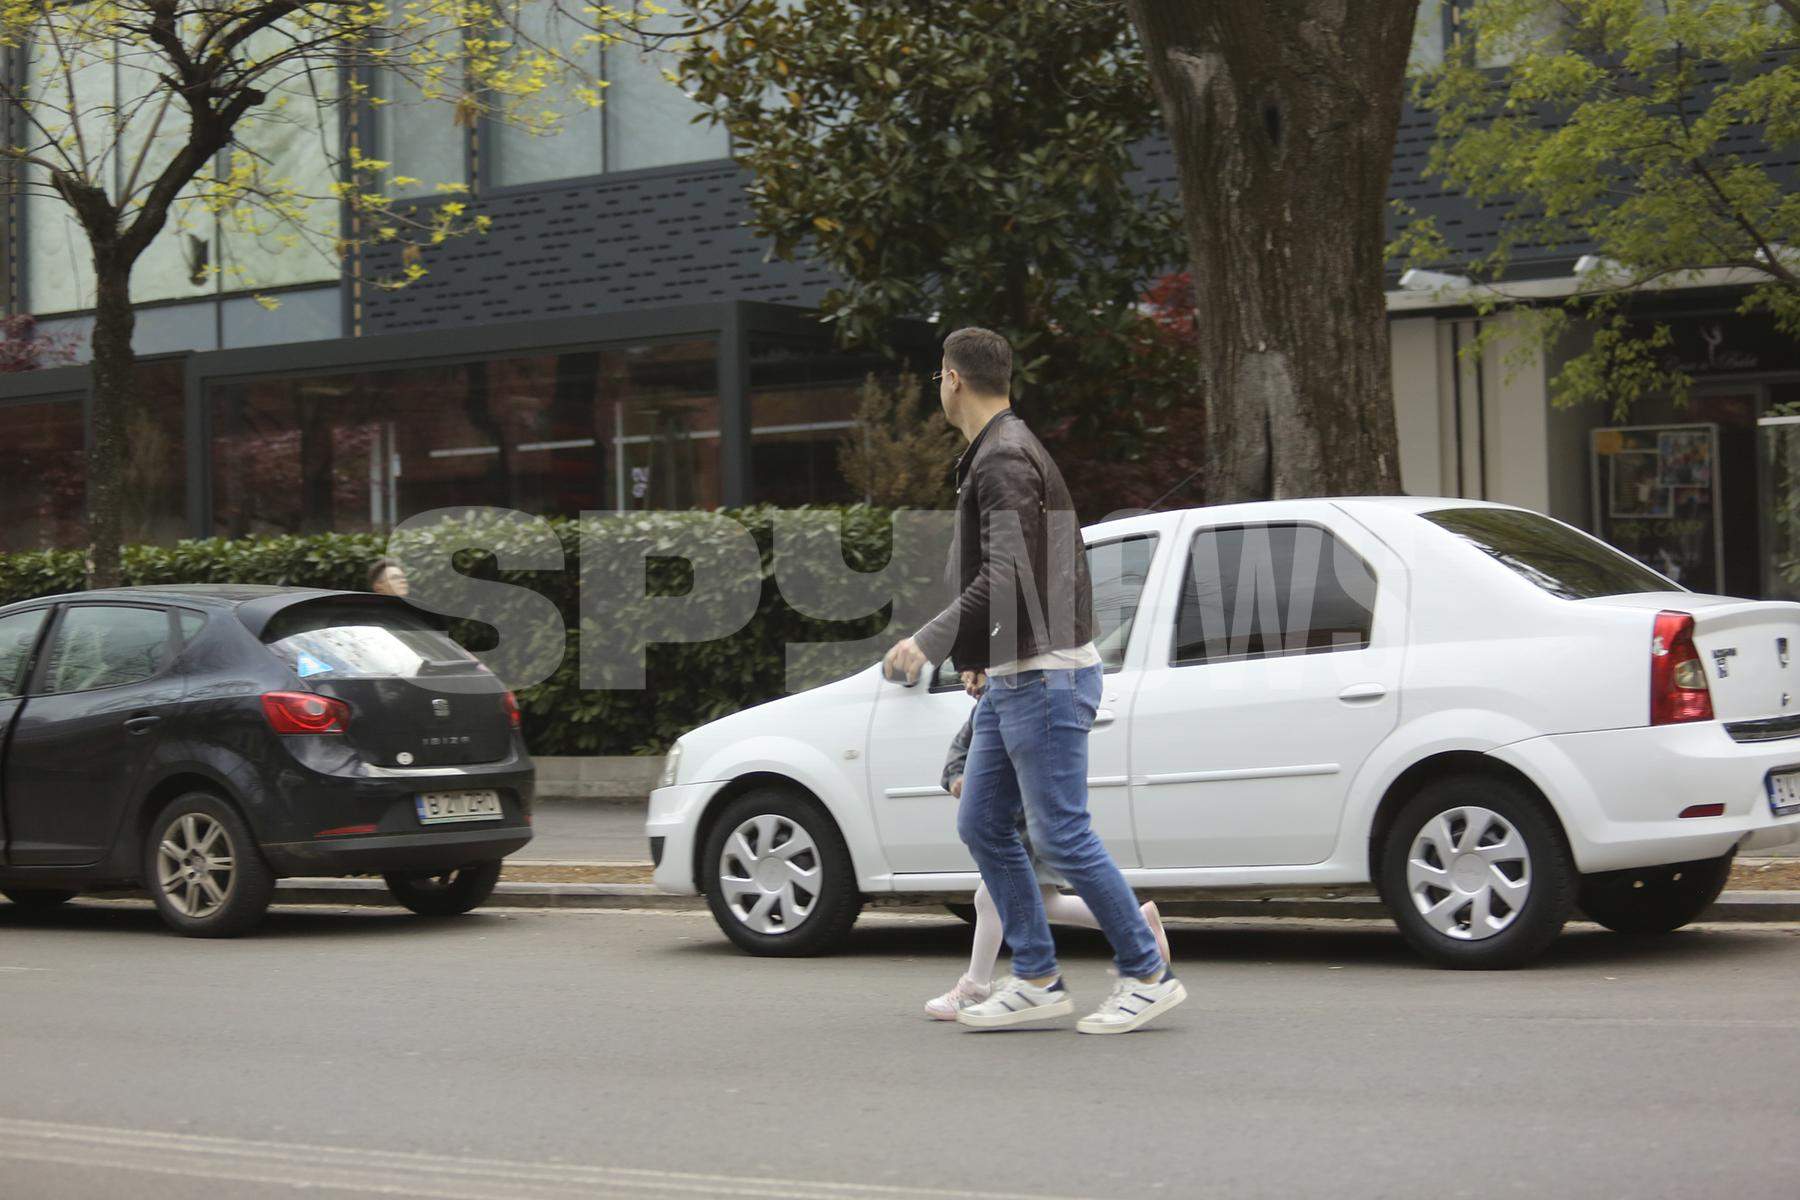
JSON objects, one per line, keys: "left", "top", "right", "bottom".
{"left": 950, "top": 777, "right": 963, "bottom": 798}
{"left": 882, "top": 636, "right": 929, "bottom": 685}
{"left": 959, "top": 669, "right": 987, "bottom": 697}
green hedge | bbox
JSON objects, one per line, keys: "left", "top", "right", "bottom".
{"left": 0, "top": 507, "right": 937, "bottom": 756}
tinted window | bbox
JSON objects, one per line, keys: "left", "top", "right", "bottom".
{"left": 261, "top": 603, "right": 479, "bottom": 681}
{"left": 1173, "top": 524, "right": 1377, "bottom": 665}
{"left": 42, "top": 606, "right": 175, "bottom": 694}
{"left": 1422, "top": 507, "right": 1674, "bottom": 600}
{"left": 0, "top": 609, "right": 48, "bottom": 700}
{"left": 178, "top": 610, "right": 207, "bottom": 643}
{"left": 1090, "top": 535, "right": 1158, "bottom": 671}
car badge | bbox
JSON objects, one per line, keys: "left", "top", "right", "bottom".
{"left": 1780, "top": 637, "right": 1791, "bottom": 669}
{"left": 432, "top": 698, "right": 451, "bottom": 718}
{"left": 396, "top": 751, "right": 415, "bottom": 765}
{"left": 1711, "top": 647, "right": 1737, "bottom": 678}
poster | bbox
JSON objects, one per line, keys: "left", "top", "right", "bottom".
{"left": 1591, "top": 424, "right": 1721, "bottom": 591}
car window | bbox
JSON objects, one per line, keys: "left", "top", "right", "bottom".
{"left": 40, "top": 606, "right": 175, "bottom": 694}
{"left": 1421, "top": 506, "right": 1676, "bottom": 600}
{"left": 1172, "top": 523, "right": 1376, "bottom": 666}
{"left": 924, "top": 534, "right": 1160, "bottom": 685}
{"left": 261, "top": 602, "right": 479, "bottom": 680}
{"left": 178, "top": 610, "right": 207, "bottom": 643}
{"left": 1089, "top": 535, "right": 1157, "bottom": 672}
{"left": 0, "top": 609, "right": 48, "bottom": 700}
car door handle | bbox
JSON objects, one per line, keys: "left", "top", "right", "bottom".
{"left": 1337, "top": 684, "right": 1387, "bottom": 704}
{"left": 1093, "top": 708, "right": 1117, "bottom": 726}
{"left": 123, "top": 715, "right": 162, "bottom": 734}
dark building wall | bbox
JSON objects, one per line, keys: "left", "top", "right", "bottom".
{"left": 353, "top": 100, "right": 1608, "bottom": 340}
{"left": 358, "top": 162, "right": 838, "bottom": 337}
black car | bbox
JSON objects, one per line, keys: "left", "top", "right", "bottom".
{"left": 0, "top": 585, "right": 534, "bottom": 936}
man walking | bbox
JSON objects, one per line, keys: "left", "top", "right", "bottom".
{"left": 883, "top": 327, "right": 1184, "bottom": 1034}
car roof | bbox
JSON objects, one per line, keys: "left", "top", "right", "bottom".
{"left": 0, "top": 584, "right": 353, "bottom": 611}
{"left": 0, "top": 585, "right": 408, "bottom": 636}
{"left": 1083, "top": 495, "right": 1518, "bottom": 539}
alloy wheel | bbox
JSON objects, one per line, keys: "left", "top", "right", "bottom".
{"left": 156, "top": 813, "right": 236, "bottom": 920}
{"left": 717, "top": 813, "right": 821, "bottom": 935}
{"left": 1405, "top": 805, "right": 1531, "bottom": 941}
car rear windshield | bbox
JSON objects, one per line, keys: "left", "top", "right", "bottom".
{"left": 1420, "top": 507, "right": 1677, "bottom": 601}
{"left": 261, "top": 603, "right": 480, "bottom": 680}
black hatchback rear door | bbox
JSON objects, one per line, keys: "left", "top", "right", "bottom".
{"left": 258, "top": 600, "right": 512, "bottom": 768}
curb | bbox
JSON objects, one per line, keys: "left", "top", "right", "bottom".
{"left": 259, "top": 879, "right": 1800, "bottom": 923}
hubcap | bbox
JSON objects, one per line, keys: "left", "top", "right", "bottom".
{"left": 156, "top": 813, "right": 235, "bottom": 920}
{"left": 1406, "top": 805, "right": 1531, "bottom": 941}
{"left": 718, "top": 814, "right": 821, "bottom": 935}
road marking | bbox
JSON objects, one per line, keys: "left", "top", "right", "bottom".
{"left": 0, "top": 1117, "right": 1091, "bottom": 1200}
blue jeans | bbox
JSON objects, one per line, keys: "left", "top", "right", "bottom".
{"left": 956, "top": 664, "right": 1163, "bottom": 980}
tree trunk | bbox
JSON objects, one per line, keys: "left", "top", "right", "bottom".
{"left": 1124, "top": 1, "right": 1416, "bottom": 500}
{"left": 86, "top": 250, "right": 136, "bottom": 588}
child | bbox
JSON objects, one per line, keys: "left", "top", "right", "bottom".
{"left": 925, "top": 696, "right": 1170, "bottom": 1020}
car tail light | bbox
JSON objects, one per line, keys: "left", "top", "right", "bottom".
{"left": 503, "top": 690, "right": 522, "bottom": 729}
{"left": 1650, "top": 612, "right": 1714, "bottom": 726}
{"left": 1678, "top": 804, "right": 1725, "bottom": 819}
{"left": 262, "top": 691, "right": 351, "bottom": 734}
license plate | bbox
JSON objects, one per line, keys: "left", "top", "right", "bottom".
{"left": 1769, "top": 769, "right": 1800, "bottom": 817}
{"left": 415, "top": 790, "right": 502, "bottom": 824}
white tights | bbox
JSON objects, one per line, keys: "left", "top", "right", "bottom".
{"left": 966, "top": 883, "right": 1099, "bottom": 987}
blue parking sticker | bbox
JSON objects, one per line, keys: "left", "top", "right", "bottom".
{"left": 295, "top": 652, "right": 332, "bottom": 678}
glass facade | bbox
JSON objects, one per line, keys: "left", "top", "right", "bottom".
{"left": 209, "top": 339, "right": 721, "bottom": 536}
{"left": 392, "top": 0, "right": 729, "bottom": 190}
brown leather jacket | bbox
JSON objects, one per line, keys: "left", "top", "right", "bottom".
{"left": 913, "top": 410, "right": 1093, "bottom": 671}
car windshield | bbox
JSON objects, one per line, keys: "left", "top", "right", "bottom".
{"left": 1421, "top": 507, "right": 1676, "bottom": 601}
{"left": 261, "top": 603, "right": 479, "bottom": 680}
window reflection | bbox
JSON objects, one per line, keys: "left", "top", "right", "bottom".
{"left": 209, "top": 340, "right": 720, "bottom": 536}
{"left": 1, "top": 398, "right": 85, "bottom": 552}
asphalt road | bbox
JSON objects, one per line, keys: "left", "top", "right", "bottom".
{"left": 3, "top": 903, "right": 1799, "bottom": 1200}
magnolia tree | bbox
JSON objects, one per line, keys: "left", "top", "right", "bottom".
{"left": 1407, "top": 0, "right": 1800, "bottom": 414}
{"left": 0, "top": 1, "right": 626, "bottom": 585}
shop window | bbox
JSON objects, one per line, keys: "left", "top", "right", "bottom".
{"left": 208, "top": 340, "right": 720, "bottom": 536}
{"left": 748, "top": 339, "right": 896, "bottom": 506}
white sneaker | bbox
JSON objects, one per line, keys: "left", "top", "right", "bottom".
{"left": 924, "top": 976, "right": 991, "bottom": 1021}
{"left": 1076, "top": 971, "right": 1187, "bottom": 1035}
{"left": 956, "top": 975, "right": 1074, "bottom": 1029}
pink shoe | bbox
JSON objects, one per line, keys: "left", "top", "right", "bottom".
{"left": 924, "top": 976, "right": 991, "bottom": 1021}
{"left": 1141, "top": 901, "right": 1172, "bottom": 971}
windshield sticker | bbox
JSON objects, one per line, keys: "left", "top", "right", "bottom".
{"left": 294, "top": 652, "right": 333, "bottom": 678}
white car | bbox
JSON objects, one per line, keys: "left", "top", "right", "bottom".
{"left": 646, "top": 498, "right": 1800, "bottom": 968}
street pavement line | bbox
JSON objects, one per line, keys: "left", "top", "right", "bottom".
{"left": 0, "top": 1117, "right": 1088, "bottom": 1200}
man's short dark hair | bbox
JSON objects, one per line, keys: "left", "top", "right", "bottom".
{"left": 943, "top": 327, "right": 1012, "bottom": 399}
{"left": 368, "top": 557, "right": 399, "bottom": 588}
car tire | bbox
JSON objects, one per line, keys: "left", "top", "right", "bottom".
{"left": 2, "top": 888, "right": 78, "bottom": 911}
{"left": 382, "top": 861, "right": 504, "bottom": 917}
{"left": 701, "top": 786, "right": 861, "bottom": 957}
{"left": 1379, "top": 775, "right": 1575, "bottom": 969}
{"left": 1578, "top": 852, "right": 1733, "bottom": 935}
{"left": 145, "top": 792, "right": 276, "bottom": 938}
